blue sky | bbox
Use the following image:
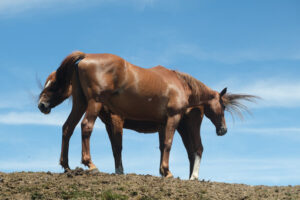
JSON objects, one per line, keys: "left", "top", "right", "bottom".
{"left": 0, "top": 0, "right": 299, "bottom": 186}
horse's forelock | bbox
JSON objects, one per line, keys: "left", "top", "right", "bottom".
{"left": 222, "top": 93, "right": 259, "bottom": 120}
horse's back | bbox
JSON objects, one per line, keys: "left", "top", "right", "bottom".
{"left": 77, "top": 53, "right": 189, "bottom": 121}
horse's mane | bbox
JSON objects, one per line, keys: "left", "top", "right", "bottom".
{"left": 222, "top": 93, "right": 259, "bottom": 120}
{"left": 55, "top": 51, "right": 86, "bottom": 89}
{"left": 173, "top": 70, "right": 209, "bottom": 98}
{"left": 173, "top": 70, "right": 259, "bottom": 119}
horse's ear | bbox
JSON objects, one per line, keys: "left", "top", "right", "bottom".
{"left": 220, "top": 87, "right": 227, "bottom": 97}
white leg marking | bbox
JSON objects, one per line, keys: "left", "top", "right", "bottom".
{"left": 190, "top": 152, "right": 201, "bottom": 180}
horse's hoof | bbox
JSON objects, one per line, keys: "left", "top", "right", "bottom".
{"left": 88, "top": 168, "right": 100, "bottom": 174}
{"left": 64, "top": 168, "right": 71, "bottom": 173}
{"left": 165, "top": 171, "right": 173, "bottom": 178}
{"left": 189, "top": 176, "right": 198, "bottom": 181}
{"left": 115, "top": 166, "right": 124, "bottom": 175}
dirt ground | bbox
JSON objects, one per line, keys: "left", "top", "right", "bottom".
{"left": 0, "top": 168, "right": 299, "bottom": 200}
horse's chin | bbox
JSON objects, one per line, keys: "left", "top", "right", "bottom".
{"left": 43, "top": 109, "right": 51, "bottom": 114}
{"left": 39, "top": 107, "right": 51, "bottom": 114}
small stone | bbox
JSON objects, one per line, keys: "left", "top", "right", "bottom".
{"left": 46, "top": 171, "right": 52, "bottom": 175}
{"left": 74, "top": 167, "right": 84, "bottom": 176}
{"left": 66, "top": 173, "right": 73, "bottom": 178}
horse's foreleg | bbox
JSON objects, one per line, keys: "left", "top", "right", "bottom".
{"left": 186, "top": 109, "right": 204, "bottom": 180}
{"left": 159, "top": 114, "right": 181, "bottom": 178}
{"left": 60, "top": 103, "right": 86, "bottom": 171}
{"left": 189, "top": 135, "right": 203, "bottom": 180}
{"left": 177, "top": 108, "right": 204, "bottom": 180}
{"left": 81, "top": 100, "right": 102, "bottom": 170}
{"left": 106, "top": 115, "right": 124, "bottom": 174}
{"left": 177, "top": 120, "right": 195, "bottom": 178}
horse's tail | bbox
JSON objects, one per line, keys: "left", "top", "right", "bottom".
{"left": 63, "top": 51, "right": 86, "bottom": 67}
{"left": 56, "top": 51, "right": 86, "bottom": 85}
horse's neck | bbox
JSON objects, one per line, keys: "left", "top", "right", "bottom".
{"left": 188, "top": 82, "right": 215, "bottom": 106}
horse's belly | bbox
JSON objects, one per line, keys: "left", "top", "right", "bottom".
{"left": 106, "top": 92, "right": 168, "bottom": 122}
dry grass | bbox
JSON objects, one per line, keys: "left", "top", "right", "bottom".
{"left": 0, "top": 168, "right": 299, "bottom": 200}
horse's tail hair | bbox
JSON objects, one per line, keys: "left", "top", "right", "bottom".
{"left": 56, "top": 51, "right": 86, "bottom": 85}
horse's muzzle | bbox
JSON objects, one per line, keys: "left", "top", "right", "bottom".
{"left": 216, "top": 126, "right": 227, "bottom": 136}
{"left": 38, "top": 102, "right": 51, "bottom": 114}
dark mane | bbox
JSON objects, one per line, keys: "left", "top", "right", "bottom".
{"left": 55, "top": 51, "right": 85, "bottom": 90}
{"left": 173, "top": 70, "right": 210, "bottom": 99}
{"left": 222, "top": 93, "right": 259, "bottom": 120}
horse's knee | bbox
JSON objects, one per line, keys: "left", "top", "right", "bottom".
{"left": 81, "top": 119, "right": 93, "bottom": 136}
{"left": 159, "top": 144, "right": 164, "bottom": 152}
{"left": 62, "top": 123, "right": 73, "bottom": 138}
{"left": 188, "top": 152, "right": 195, "bottom": 162}
{"left": 196, "top": 145, "right": 203, "bottom": 157}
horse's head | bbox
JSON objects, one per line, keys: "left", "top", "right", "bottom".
{"left": 204, "top": 87, "right": 259, "bottom": 136}
{"left": 203, "top": 88, "right": 228, "bottom": 136}
{"left": 38, "top": 71, "right": 72, "bottom": 114}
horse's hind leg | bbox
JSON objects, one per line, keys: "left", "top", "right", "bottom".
{"left": 81, "top": 99, "right": 102, "bottom": 170}
{"left": 105, "top": 114, "right": 124, "bottom": 174}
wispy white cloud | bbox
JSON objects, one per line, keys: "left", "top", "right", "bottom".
{"left": 174, "top": 43, "right": 300, "bottom": 64}
{"left": 0, "top": 91, "right": 34, "bottom": 109}
{"left": 0, "top": 111, "right": 104, "bottom": 129}
{"left": 127, "top": 42, "right": 300, "bottom": 69}
{"left": 0, "top": 0, "right": 157, "bottom": 18}
{"left": 142, "top": 42, "right": 300, "bottom": 66}
{"left": 212, "top": 78, "right": 300, "bottom": 108}
{"left": 234, "top": 127, "right": 300, "bottom": 135}
{"left": 0, "top": 111, "right": 67, "bottom": 126}
{"left": 0, "top": 160, "right": 61, "bottom": 172}
{"left": 234, "top": 79, "right": 300, "bottom": 108}
{"left": 0, "top": 0, "right": 63, "bottom": 17}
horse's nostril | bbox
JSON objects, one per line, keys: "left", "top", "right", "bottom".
{"left": 216, "top": 126, "right": 227, "bottom": 136}
{"left": 38, "top": 103, "right": 45, "bottom": 110}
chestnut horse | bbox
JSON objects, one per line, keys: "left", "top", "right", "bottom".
{"left": 40, "top": 70, "right": 207, "bottom": 179}
{"left": 38, "top": 51, "right": 256, "bottom": 179}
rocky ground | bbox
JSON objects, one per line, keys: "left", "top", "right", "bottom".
{"left": 0, "top": 168, "right": 299, "bottom": 200}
